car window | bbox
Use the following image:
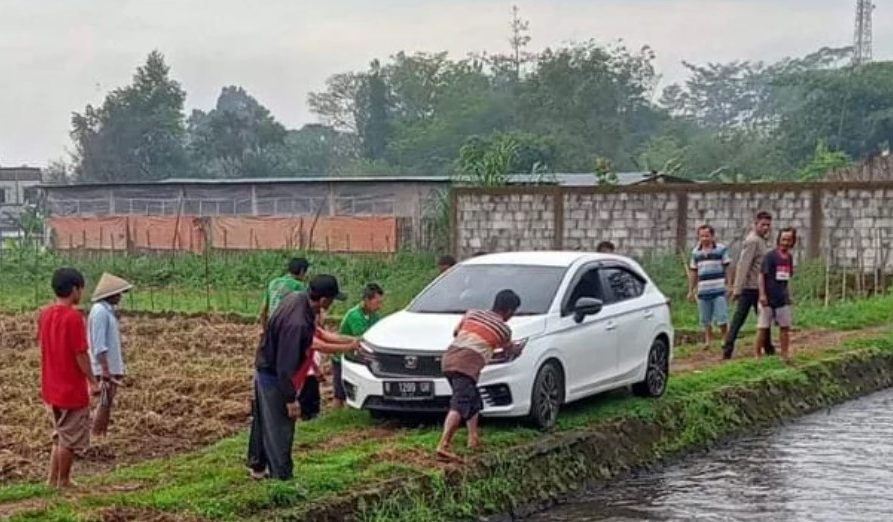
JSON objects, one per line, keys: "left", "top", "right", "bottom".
{"left": 600, "top": 266, "right": 646, "bottom": 304}
{"left": 408, "top": 264, "right": 566, "bottom": 315}
{"left": 564, "top": 267, "right": 603, "bottom": 313}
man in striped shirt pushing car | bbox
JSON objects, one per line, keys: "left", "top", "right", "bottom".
{"left": 436, "top": 289, "right": 523, "bottom": 463}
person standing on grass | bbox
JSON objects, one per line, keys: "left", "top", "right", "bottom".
{"left": 247, "top": 275, "right": 348, "bottom": 481}
{"left": 687, "top": 225, "right": 732, "bottom": 350}
{"left": 87, "top": 273, "right": 133, "bottom": 437}
{"left": 258, "top": 257, "right": 310, "bottom": 334}
{"left": 39, "top": 268, "right": 98, "bottom": 489}
{"left": 299, "top": 309, "right": 358, "bottom": 421}
{"left": 722, "top": 211, "right": 776, "bottom": 360}
{"left": 437, "top": 254, "right": 457, "bottom": 274}
{"left": 436, "top": 290, "right": 523, "bottom": 463}
{"left": 757, "top": 228, "right": 797, "bottom": 362}
{"left": 334, "top": 283, "right": 385, "bottom": 408}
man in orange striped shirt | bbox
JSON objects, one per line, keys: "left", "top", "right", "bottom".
{"left": 436, "top": 290, "right": 522, "bottom": 462}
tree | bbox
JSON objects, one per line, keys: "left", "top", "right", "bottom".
{"left": 509, "top": 5, "right": 532, "bottom": 81}
{"left": 456, "top": 134, "right": 519, "bottom": 187}
{"left": 187, "top": 86, "right": 287, "bottom": 178}
{"left": 357, "top": 59, "right": 392, "bottom": 160}
{"left": 269, "top": 124, "right": 355, "bottom": 175}
{"left": 71, "top": 50, "right": 188, "bottom": 181}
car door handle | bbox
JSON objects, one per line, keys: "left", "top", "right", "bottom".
{"left": 643, "top": 310, "right": 654, "bottom": 318}
{"left": 605, "top": 321, "right": 617, "bottom": 331}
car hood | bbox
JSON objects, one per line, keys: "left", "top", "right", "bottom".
{"left": 363, "top": 310, "right": 547, "bottom": 352}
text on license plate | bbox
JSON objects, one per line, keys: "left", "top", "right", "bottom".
{"left": 383, "top": 381, "right": 434, "bottom": 399}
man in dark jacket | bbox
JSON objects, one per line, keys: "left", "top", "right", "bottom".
{"left": 246, "top": 274, "right": 345, "bottom": 480}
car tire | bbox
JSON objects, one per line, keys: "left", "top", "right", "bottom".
{"left": 526, "top": 361, "right": 564, "bottom": 430}
{"left": 633, "top": 337, "right": 670, "bottom": 397}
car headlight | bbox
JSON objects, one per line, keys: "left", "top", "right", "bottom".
{"left": 488, "top": 338, "right": 528, "bottom": 365}
{"left": 345, "top": 339, "right": 378, "bottom": 365}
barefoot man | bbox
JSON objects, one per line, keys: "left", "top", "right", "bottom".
{"left": 436, "top": 290, "right": 522, "bottom": 462}
{"left": 39, "top": 268, "right": 98, "bottom": 488}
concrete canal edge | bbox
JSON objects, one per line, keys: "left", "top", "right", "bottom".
{"left": 288, "top": 345, "right": 893, "bottom": 521}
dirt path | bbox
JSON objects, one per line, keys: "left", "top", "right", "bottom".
{"left": 670, "top": 326, "right": 888, "bottom": 374}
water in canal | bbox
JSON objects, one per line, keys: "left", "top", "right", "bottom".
{"left": 528, "top": 388, "right": 893, "bottom": 522}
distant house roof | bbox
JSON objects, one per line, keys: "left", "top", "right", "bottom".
{"left": 0, "top": 167, "right": 42, "bottom": 182}
{"left": 38, "top": 175, "right": 451, "bottom": 189}
{"left": 506, "top": 172, "right": 694, "bottom": 187}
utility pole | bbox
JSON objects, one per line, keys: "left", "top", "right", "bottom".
{"left": 853, "top": 0, "right": 874, "bottom": 65}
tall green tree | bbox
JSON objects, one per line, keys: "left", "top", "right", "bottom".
{"left": 71, "top": 51, "right": 188, "bottom": 181}
{"left": 187, "top": 86, "right": 287, "bottom": 178}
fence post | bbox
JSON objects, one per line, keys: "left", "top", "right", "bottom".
{"left": 674, "top": 191, "right": 689, "bottom": 254}
{"left": 808, "top": 188, "right": 823, "bottom": 260}
{"left": 552, "top": 188, "right": 564, "bottom": 250}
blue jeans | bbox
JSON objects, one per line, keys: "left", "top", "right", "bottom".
{"left": 698, "top": 295, "right": 729, "bottom": 327}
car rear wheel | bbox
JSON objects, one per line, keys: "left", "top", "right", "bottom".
{"left": 633, "top": 337, "right": 669, "bottom": 397}
{"left": 527, "top": 361, "right": 564, "bottom": 430}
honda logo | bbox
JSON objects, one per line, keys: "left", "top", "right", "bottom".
{"left": 404, "top": 355, "right": 419, "bottom": 370}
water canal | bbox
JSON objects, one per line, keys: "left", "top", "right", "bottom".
{"left": 528, "top": 388, "right": 893, "bottom": 522}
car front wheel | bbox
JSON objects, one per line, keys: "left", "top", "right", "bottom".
{"left": 633, "top": 337, "right": 669, "bottom": 397}
{"left": 527, "top": 361, "right": 564, "bottom": 430}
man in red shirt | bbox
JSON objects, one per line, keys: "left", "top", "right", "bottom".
{"left": 38, "top": 268, "right": 97, "bottom": 488}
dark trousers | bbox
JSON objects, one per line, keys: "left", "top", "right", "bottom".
{"left": 298, "top": 376, "right": 321, "bottom": 421}
{"left": 247, "top": 374, "right": 295, "bottom": 480}
{"left": 723, "top": 289, "right": 775, "bottom": 358}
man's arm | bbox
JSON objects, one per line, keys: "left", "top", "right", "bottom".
{"left": 89, "top": 310, "right": 111, "bottom": 378}
{"left": 274, "top": 327, "right": 303, "bottom": 402}
{"left": 687, "top": 269, "right": 698, "bottom": 301}
{"left": 313, "top": 337, "right": 359, "bottom": 354}
{"left": 317, "top": 328, "right": 356, "bottom": 344}
{"left": 73, "top": 315, "right": 98, "bottom": 390}
{"left": 733, "top": 239, "right": 758, "bottom": 295}
{"left": 759, "top": 256, "right": 772, "bottom": 307}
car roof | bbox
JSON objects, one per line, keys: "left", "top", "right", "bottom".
{"left": 460, "top": 251, "right": 623, "bottom": 268}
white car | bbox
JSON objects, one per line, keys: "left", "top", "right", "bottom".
{"left": 341, "top": 251, "right": 673, "bottom": 429}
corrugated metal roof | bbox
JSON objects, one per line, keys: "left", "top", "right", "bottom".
{"left": 38, "top": 175, "right": 452, "bottom": 189}
{"left": 506, "top": 172, "right": 694, "bottom": 187}
{"left": 0, "top": 167, "right": 42, "bottom": 182}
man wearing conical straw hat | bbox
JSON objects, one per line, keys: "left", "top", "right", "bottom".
{"left": 87, "top": 273, "right": 133, "bottom": 437}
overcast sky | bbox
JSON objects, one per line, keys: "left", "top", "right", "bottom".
{"left": 1, "top": 0, "right": 889, "bottom": 167}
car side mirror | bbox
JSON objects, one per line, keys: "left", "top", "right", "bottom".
{"left": 573, "top": 297, "right": 603, "bottom": 324}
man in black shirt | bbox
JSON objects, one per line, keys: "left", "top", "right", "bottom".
{"left": 247, "top": 274, "right": 345, "bottom": 480}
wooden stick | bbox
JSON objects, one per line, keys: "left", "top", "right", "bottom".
{"left": 824, "top": 249, "right": 831, "bottom": 308}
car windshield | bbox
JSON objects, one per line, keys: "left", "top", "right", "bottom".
{"left": 408, "top": 264, "right": 566, "bottom": 315}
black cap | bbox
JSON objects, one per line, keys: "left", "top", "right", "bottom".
{"left": 309, "top": 274, "right": 346, "bottom": 301}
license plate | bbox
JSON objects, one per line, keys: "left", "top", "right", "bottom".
{"left": 383, "top": 380, "right": 434, "bottom": 400}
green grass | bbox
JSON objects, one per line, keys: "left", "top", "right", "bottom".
{"left": 4, "top": 329, "right": 891, "bottom": 521}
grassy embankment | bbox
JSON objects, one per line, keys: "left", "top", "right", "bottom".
{"left": 1, "top": 292, "right": 892, "bottom": 521}
{"left": 0, "top": 249, "right": 887, "bottom": 332}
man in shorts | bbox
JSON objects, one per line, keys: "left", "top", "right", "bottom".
{"left": 688, "top": 225, "right": 732, "bottom": 350}
{"left": 436, "top": 290, "right": 522, "bottom": 463}
{"left": 39, "top": 268, "right": 98, "bottom": 488}
{"left": 757, "top": 228, "right": 797, "bottom": 362}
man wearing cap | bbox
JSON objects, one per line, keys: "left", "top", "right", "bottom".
{"left": 247, "top": 274, "right": 347, "bottom": 481}
{"left": 87, "top": 273, "right": 133, "bottom": 437}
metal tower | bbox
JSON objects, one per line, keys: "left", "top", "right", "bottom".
{"left": 853, "top": 0, "right": 874, "bottom": 65}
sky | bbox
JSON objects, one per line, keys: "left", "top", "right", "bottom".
{"left": 1, "top": 0, "right": 890, "bottom": 167}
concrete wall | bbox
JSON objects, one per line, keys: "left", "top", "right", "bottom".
{"left": 452, "top": 181, "right": 893, "bottom": 270}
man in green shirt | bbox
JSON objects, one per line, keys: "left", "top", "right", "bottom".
{"left": 333, "top": 283, "right": 385, "bottom": 407}
{"left": 259, "top": 258, "right": 309, "bottom": 333}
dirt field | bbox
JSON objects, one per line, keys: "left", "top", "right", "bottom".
{"left": 0, "top": 312, "right": 259, "bottom": 483}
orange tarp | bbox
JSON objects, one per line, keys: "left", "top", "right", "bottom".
{"left": 210, "top": 216, "right": 398, "bottom": 253}
{"left": 49, "top": 215, "right": 398, "bottom": 253}
{"left": 49, "top": 217, "right": 128, "bottom": 250}
{"left": 129, "top": 216, "right": 205, "bottom": 253}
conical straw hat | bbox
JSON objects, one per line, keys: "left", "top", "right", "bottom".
{"left": 92, "top": 273, "right": 133, "bottom": 302}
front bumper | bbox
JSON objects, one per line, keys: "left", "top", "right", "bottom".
{"left": 340, "top": 358, "right": 531, "bottom": 417}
